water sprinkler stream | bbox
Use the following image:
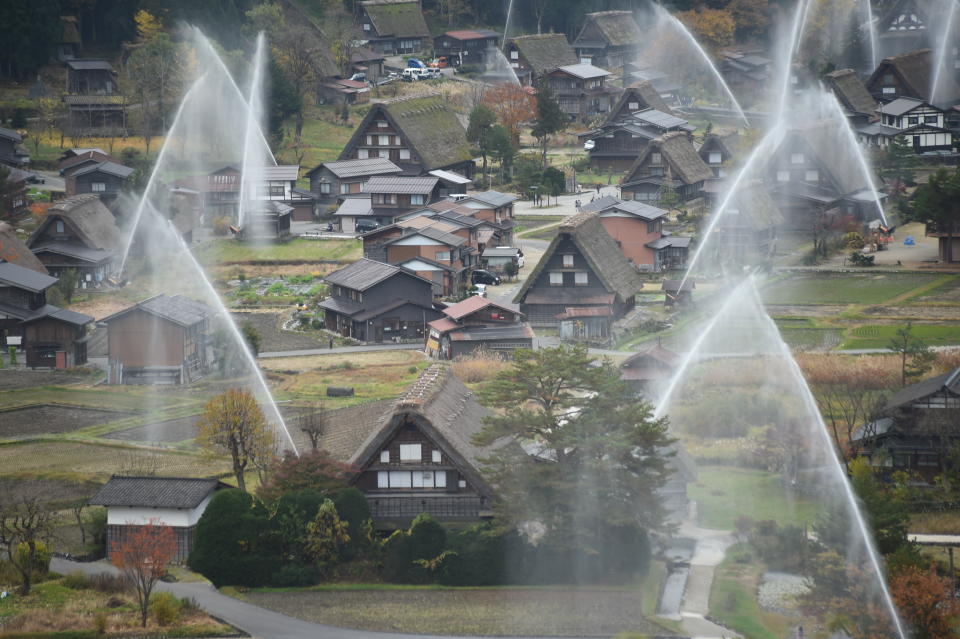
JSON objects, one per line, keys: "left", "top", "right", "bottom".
{"left": 931, "top": 0, "right": 959, "bottom": 106}
{"left": 238, "top": 33, "right": 269, "bottom": 230}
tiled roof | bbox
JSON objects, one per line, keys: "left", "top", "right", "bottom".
{"left": 71, "top": 161, "right": 134, "bottom": 179}
{"left": 466, "top": 190, "right": 516, "bottom": 208}
{"left": 66, "top": 59, "right": 114, "bottom": 71}
{"left": 313, "top": 158, "right": 401, "bottom": 179}
{"left": 102, "top": 294, "right": 213, "bottom": 327}
{"left": 363, "top": 175, "right": 439, "bottom": 194}
{"left": 0, "top": 262, "right": 57, "bottom": 293}
{"left": 89, "top": 476, "right": 225, "bottom": 509}
{"left": 324, "top": 258, "right": 410, "bottom": 291}
{"left": 443, "top": 295, "right": 518, "bottom": 320}
{"left": 557, "top": 63, "right": 610, "bottom": 80}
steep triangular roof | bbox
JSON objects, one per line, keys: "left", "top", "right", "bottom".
{"left": 575, "top": 11, "right": 643, "bottom": 48}
{"left": 624, "top": 132, "right": 713, "bottom": 186}
{"left": 604, "top": 82, "right": 673, "bottom": 125}
{"left": 360, "top": 0, "right": 429, "bottom": 38}
{"left": 725, "top": 180, "right": 783, "bottom": 230}
{"left": 824, "top": 68, "right": 878, "bottom": 117}
{"left": 507, "top": 34, "right": 578, "bottom": 76}
{"left": 784, "top": 119, "right": 872, "bottom": 195}
{"left": 879, "top": 0, "right": 929, "bottom": 31}
{"left": 338, "top": 95, "right": 472, "bottom": 172}
{"left": 29, "top": 194, "right": 122, "bottom": 254}
{"left": 866, "top": 49, "right": 958, "bottom": 101}
{"left": 0, "top": 223, "right": 48, "bottom": 274}
{"left": 514, "top": 210, "right": 643, "bottom": 304}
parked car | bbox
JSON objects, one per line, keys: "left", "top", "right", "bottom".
{"left": 471, "top": 283, "right": 487, "bottom": 297}
{"left": 355, "top": 219, "right": 379, "bottom": 234}
{"left": 401, "top": 68, "right": 430, "bottom": 81}
{"left": 471, "top": 269, "right": 501, "bottom": 286}
{"left": 349, "top": 72, "right": 367, "bottom": 83}
{"left": 428, "top": 57, "right": 449, "bottom": 68}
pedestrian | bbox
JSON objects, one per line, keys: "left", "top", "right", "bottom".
{"left": 329, "top": 337, "right": 334, "bottom": 349}
{"left": 595, "top": 182, "right": 601, "bottom": 194}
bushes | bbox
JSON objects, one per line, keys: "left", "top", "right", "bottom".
{"left": 450, "top": 350, "right": 510, "bottom": 383}
{"left": 383, "top": 514, "right": 447, "bottom": 583}
{"left": 212, "top": 216, "right": 231, "bottom": 236}
{"left": 150, "top": 591, "right": 181, "bottom": 626}
{"left": 333, "top": 488, "right": 372, "bottom": 561}
{"left": 17, "top": 541, "right": 50, "bottom": 576}
{"left": 271, "top": 564, "right": 315, "bottom": 587}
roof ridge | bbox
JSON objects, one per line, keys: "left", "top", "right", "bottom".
{"left": 397, "top": 363, "right": 447, "bottom": 408}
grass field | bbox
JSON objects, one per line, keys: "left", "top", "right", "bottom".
{"left": 762, "top": 273, "right": 940, "bottom": 306}
{"left": 688, "top": 466, "right": 822, "bottom": 530}
{"left": 841, "top": 323, "right": 960, "bottom": 349}
{"left": 905, "top": 274, "right": 960, "bottom": 305}
{"left": 195, "top": 238, "right": 361, "bottom": 264}
{"left": 514, "top": 215, "right": 565, "bottom": 237}
{"left": 245, "top": 586, "right": 665, "bottom": 636}
{"left": 275, "top": 105, "right": 356, "bottom": 173}
{"left": 708, "top": 551, "right": 793, "bottom": 639}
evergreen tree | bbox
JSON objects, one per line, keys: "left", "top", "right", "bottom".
{"left": 888, "top": 322, "right": 936, "bottom": 387}
{"left": 530, "top": 84, "right": 567, "bottom": 169}
{"left": 879, "top": 137, "right": 919, "bottom": 216}
{"left": 487, "top": 124, "right": 515, "bottom": 185}
{"left": 913, "top": 166, "right": 960, "bottom": 263}
{"left": 466, "top": 105, "right": 496, "bottom": 184}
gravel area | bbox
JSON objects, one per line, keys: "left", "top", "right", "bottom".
{"left": 0, "top": 405, "right": 134, "bottom": 437}
{"left": 232, "top": 310, "right": 329, "bottom": 352}
{"left": 246, "top": 588, "right": 662, "bottom": 637}
{"left": 757, "top": 571, "right": 809, "bottom": 615}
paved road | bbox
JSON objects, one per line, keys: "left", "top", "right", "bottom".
{"left": 49, "top": 558, "right": 610, "bottom": 639}
{"left": 259, "top": 342, "right": 416, "bottom": 358}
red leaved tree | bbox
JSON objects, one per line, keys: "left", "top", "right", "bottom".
{"left": 481, "top": 84, "right": 536, "bottom": 145}
{"left": 111, "top": 518, "right": 177, "bottom": 627}
{"left": 891, "top": 565, "right": 960, "bottom": 639}
{"left": 256, "top": 449, "right": 355, "bottom": 504}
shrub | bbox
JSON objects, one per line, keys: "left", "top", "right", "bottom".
{"left": 311, "top": 318, "right": 323, "bottom": 330}
{"left": 450, "top": 350, "right": 510, "bottom": 383}
{"left": 334, "top": 488, "right": 372, "bottom": 560}
{"left": 89, "top": 572, "right": 127, "bottom": 593}
{"left": 63, "top": 571, "right": 89, "bottom": 590}
{"left": 271, "top": 564, "right": 315, "bottom": 587}
{"left": 150, "top": 591, "right": 180, "bottom": 626}
{"left": 849, "top": 251, "right": 875, "bottom": 266}
{"left": 408, "top": 366, "right": 418, "bottom": 374}
{"left": 441, "top": 525, "right": 508, "bottom": 586}
{"left": 17, "top": 541, "right": 50, "bottom": 575}
{"left": 212, "top": 216, "right": 231, "bottom": 236}
{"left": 409, "top": 513, "right": 447, "bottom": 562}
{"left": 93, "top": 611, "right": 108, "bottom": 635}
{"left": 842, "top": 231, "right": 865, "bottom": 249}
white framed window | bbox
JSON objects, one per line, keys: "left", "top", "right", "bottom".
{"left": 55, "top": 220, "right": 65, "bottom": 233}
{"left": 377, "top": 120, "right": 387, "bottom": 128}
{"left": 777, "top": 170, "right": 790, "bottom": 182}
{"left": 435, "top": 471, "right": 446, "bottom": 488}
{"left": 650, "top": 152, "right": 662, "bottom": 165}
{"left": 363, "top": 23, "right": 370, "bottom": 31}
{"left": 562, "top": 254, "right": 574, "bottom": 267}
{"left": 320, "top": 182, "right": 331, "bottom": 194}
{"left": 377, "top": 471, "right": 388, "bottom": 487}
{"left": 366, "top": 135, "right": 373, "bottom": 145}
{"left": 790, "top": 153, "right": 804, "bottom": 164}
{"left": 458, "top": 479, "right": 466, "bottom": 488}
{"left": 389, "top": 470, "right": 412, "bottom": 487}
{"left": 432, "top": 449, "right": 441, "bottom": 463}
{"left": 400, "top": 443, "right": 421, "bottom": 461}
{"left": 805, "top": 170, "right": 819, "bottom": 182}
{"left": 358, "top": 149, "right": 369, "bottom": 159}
{"left": 883, "top": 86, "right": 896, "bottom": 94}
{"left": 628, "top": 102, "right": 639, "bottom": 110}
{"left": 708, "top": 152, "right": 722, "bottom": 164}
{"left": 549, "top": 271, "right": 563, "bottom": 286}
{"left": 574, "top": 271, "right": 588, "bottom": 285}
{"left": 510, "top": 50, "right": 518, "bottom": 60}
{"left": 411, "top": 194, "right": 425, "bottom": 205}
{"left": 340, "top": 183, "right": 351, "bottom": 194}
{"left": 379, "top": 135, "right": 390, "bottom": 145}
{"left": 92, "top": 182, "right": 106, "bottom": 192}
{"left": 399, "top": 148, "right": 411, "bottom": 160}
{"left": 378, "top": 149, "right": 389, "bottom": 159}
{"left": 435, "top": 251, "right": 451, "bottom": 261}
{"left": 380, "top": 450, "right": 390, "bottom": 463}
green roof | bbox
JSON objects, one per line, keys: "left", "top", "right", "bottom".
{"left": 362, "top": 0, "right": 429, "bottom": 38}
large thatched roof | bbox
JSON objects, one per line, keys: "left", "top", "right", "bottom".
{"left": 624, "top": 131, "right": 713, "bottom": 187}
{"left": 825, "top": 68, "right": 877, "bottom": 117}
{"left": 508, "top": 34, "right": 578, "bottom": 76}
{"left": 576, "top": 11, "right": 643, "bottom": 48}
{"left": 361, "top": 0, "right": 429, "bottom": 38}
{"left": 30, "top": 194, "right": 122, "bottom": 254}
{"left": 514, "top": 210, "right": 643, "bottom": 305}
{"left": 0, "top": 223, "right": 47, "bottom": 274}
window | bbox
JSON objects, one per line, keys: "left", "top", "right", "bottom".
{"left": 650, "top": 152, "right": 662, "bottom": 165}
{"left": 320, "top": 182, "right": 331, "bottom": 194}
{"left": 366, "top": 135, "right": 373, "bottom": 145}
{"left": 925, "top": 115, "right": 939, "bottom": 124}
{"left": 378, "top": 149, "right": 389, "bottom": 159}
{"left": 363, "top": 23, "right": 370, "bottom": 31}
{"left": 777, "top": 170, "right": 790, "bottom": 182}
{"left": 340, "top": 183, "right": 351, "bottom": 195}
{"left": 562, "top": 254, "right": 574, "bottom": 267}
{"left": 380, "top": 450, "right": 390, "bottom": 463}
{"left": 379, "top": 135, "right": 390, "bottom": 146}
{"left": 549, "top": 271, "right": 563, "bottom": 286}
{"left": 883, "top": 86, "right": 896, "bottom": 94}
{"left": 377, "top": 120, "right": 387, "bottom": 128}
{"left": 358, "top": 149, "right": 369, "bottom": 159}
{"left": 908, "top": 116, "right": 919, "bottom": 125}
{"left": 435, "top": 251, "right": 451, "bottom": 261}
{"left": 399, "top": 148, "right": 411, "bottom": 160}
{"left": 55, "top": 220, "right": 64, "bottom": 233}
{"left": 574, "top": 271, "right": 588, "bottom": 286}
{"left": 389, "top": 470, "right": 412, "bottom": 487}
{"left": 647, "top": 220, "right": 657, "bottom": 234}
{"left": 435, "top": 471, "right": 446, "bottom": 488}
{"left": 399, "top": 443, "right": 421, "bottom": 461}
{"left": 412, "top": 471, "right": 432, "bottom": 487}
{"left": 790, "top": 153, "right": 804, "bottom": 164}
{"left": 805, "top": 170, "right": 819, "bottom": 182}
{"left": 92, "top": 182, "right": 106, "bottom": 192}
{"left": 432, "top": 449, "right": 441, "bottom": 463}
{"left": 377, "top": 471, "right": 388, "bottom": 487}
{"left": 458, "top": 479, "right": 467, "bottom": 488}
{"left": 411, "top": 194, "right": 425, "bottom": 205}
{"left": 708, "top": 152, "right": 722, "bottom": 164}
{"left": 628, "top": 102, "right": 639, "bottom": 110}
{"left": 510, "top": 50, "right": 518, "bottom": 60}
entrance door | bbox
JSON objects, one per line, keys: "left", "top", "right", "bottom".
{"left": 375, "top": 325, "right": 384, "bottom": 343}
{"left": 913, "top": 136, "right": 921, "bottom": 150}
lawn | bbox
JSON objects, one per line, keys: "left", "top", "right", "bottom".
{"left": 687, "top": 466, "right": 822, "bottom": 530}
{"left": 514, "top": 215, "right": 565, "bottom": 237}
{"left": 245, "top": 586, "right": 667, "bottom": 636}
{"left": 841, "top": 323, "right": 960, "bottom": 349}
{"left": 708, "top": 551, "right": 794, "bottom": 639}
{"left": 762, "top": 272, "right": 940, "bottom": 306}
{"left": 904, "top": 274, "right": 960, "bottom": 305}
{"left": 195, "top": 238, "right": 361, "bottom": 264}
{"left": 274, "top": 105, "right": 356, "bottom": 174}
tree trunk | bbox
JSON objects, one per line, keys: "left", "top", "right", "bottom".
{"left": 296, "top": 110, "right": 304, "bottom": 144}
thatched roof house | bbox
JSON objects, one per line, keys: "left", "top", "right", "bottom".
{"left": 504, "top": 34, "right": 578, "bottom": 85}
{"left": 358, "top": 0, "right": 430, "bottom": 55}
{"left": 338, "top": 95, "right": 474, "bottom": 177}
{"left": 866, "top": 49, "right": 960, "bottom": 103}
{"left": 573, "top": 10, "right": 643, "bottom": 70}
{"left": 514, "top": 210, "right": 643, "bottom": 328}
{"left": 604, "top": 82, "right": 673, "bottom": 124}
{"left": 621, "top": 131, "right": 713, "bottom": 204}
{"left": 824, "top": 68, "right": 878, "bottom": 122}
{"left": 0, "top": 223, "right": 47, "bottom": 274}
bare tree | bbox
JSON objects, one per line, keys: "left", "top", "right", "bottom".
{"left": 276, "top": 25, "right": 321, "bottom": 143}
{"left": 299, "top": 404, "right": 328, "bottom": 451}
{"left": 0, "top": 485, "right": 57, "bottom": 595}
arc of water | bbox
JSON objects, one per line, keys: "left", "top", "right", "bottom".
{"left": 653, "top": 5, "right": 750, "bottom": 128}
{"left": 864, "top": 0, "right": 878, "bottom": 73}
{"left": 823, "top": 89, "right": 887, "bottom": 225}
{"left": 238, "top": 33, "right": 269, "bottom": 230}
{"left": 931, "top": 0, "right": 959, "bottom": 106}
{"left": 747, "top": 279, "right": 908, "bottom": 639}
{"left": 162, "top": 215, "right": 299, "bottom": 455}
{"left": 119, "top": 75, "right": 206, "bottom": 274}
{"left": 777, "top": 0, "right": 810, "bottom": 124}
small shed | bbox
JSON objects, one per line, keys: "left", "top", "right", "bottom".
{"left": 481, "top": 247, "right": 520, "bottom": 272}
{"left": 90, "top": 476, "right": 230, "bottom": 563}
{"left": 556, "top": 306, "right": 613, "bottom": 340}
{"left": 662, "top": 279, "right": 694, "bottom": 307}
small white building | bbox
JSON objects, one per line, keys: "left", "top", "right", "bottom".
{"left": 90, "top": 476, "right": 229, "bottom": 563}
{"left": 858, "top": 97, "right": 953, "bottom": 152}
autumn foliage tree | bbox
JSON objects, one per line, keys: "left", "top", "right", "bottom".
{"left": 111, "top": 518, "right": 177, "bottom": 627}
{"left": 481, "top": 83, "right": 537, "bottom": 145}
{"left": 890, "top": 564, "right": 960, "bottom": 639}
{"left": 676, "top": 7, "right": 735, "bottom": 54}
{"left": 256, "top": 449, "right": 354, "bottom": 504}
{"left": 305, "top": 498, "right": 350, "bottom": 574}
{"left": 197, "top": 389, "right": 274, "bottom": 492}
